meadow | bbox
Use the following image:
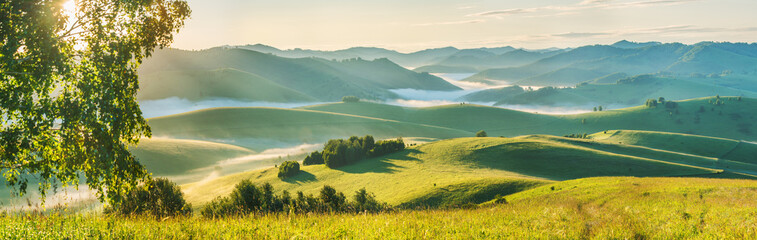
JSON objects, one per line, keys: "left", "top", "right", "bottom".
{"left": 5, "top": 177, "right": 757, "bottom": 239}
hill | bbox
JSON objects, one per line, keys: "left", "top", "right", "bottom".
{"left": 456, "top": 75, "right": 757, "bottom": 106}
{"left": 461, "top": 42, "right": 757, "bottom": 89}
{"left": 147, "top": 107, "right": 471, "bottom": 150}
{"left": 181, "top": 135, "right": 740, "bottom": 207}
{"left": 416, "top": 49, "right": 561, "bottom": 73}
{"left": 138, "top": 48, "right": 459, "bottom": 102}
{"left": 137, "top": 68, "right": 316, "bottom": 102}
{"left": 302, "top": 97, "right": 757, "bottom": 142}
{"left": 131, "top": 138, "right": 256, "bottom": 183}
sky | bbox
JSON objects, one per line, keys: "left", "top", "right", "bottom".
{"left": 171, "top": 0, "right": 757, "bottom": 52}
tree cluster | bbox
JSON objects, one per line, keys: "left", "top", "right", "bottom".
{"left": 342, "top": 96, "right": 360, "bottom": 103}
{"left": 564, "top": 133, "right": 589, "bottom": 139}
{"left": 303, "top": 135, "right": 404, "bottom": 168}
{"left": 645, "top": 99, "right": 659, "bottom": 107}
{"left": 278, "top": 161, "right": 300, "bottom": 179}
{"left": 104, "top": 178, "right": 192, "bottom": 218}
{"left": 476, "top": 130, "right": 488, "bottom": 137}
{"left": 201, "top": 180, "right": 388, "bottom": 218}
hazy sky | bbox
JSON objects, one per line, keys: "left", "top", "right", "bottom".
{"left": 171, "top": 0, "right": 757, "bottom": 52}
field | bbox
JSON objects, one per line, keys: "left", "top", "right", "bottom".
{"left": 5, "top": 177, "right": 757, "bottom": 239}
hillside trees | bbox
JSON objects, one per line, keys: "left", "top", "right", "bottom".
{"left": 201, "top": 182, "right": 388, "bottom": 218}
{"left": 104, "top": 178, "right": 191, "bottom": 218}
{"left": 305, "top": 136, "right": 404, "bottom": 168}
{"left": 278, "top": 161, "right": 300, "bottom": 179}
{"left": 342, "top": 96, "right": 360, "bottom": 103}
{"left": 476, "top": 130, "right": 488, "bottom": 137}
{"left": 0, "top": 0, "right": 191, "bottom": 204}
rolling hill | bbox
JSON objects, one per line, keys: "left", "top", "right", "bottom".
{"left": 458, "top": 75, "right": 757, "bottom": 106}
{"left": 138, "top": 47, "right": 460, "bottom": 102}
{"left": 462, "top": 41, "right": 757, "bottom": 88}
{"left": 181, "top": 134, "right": 753, "bottom": 208}
{"left": 147, "top": 107, "right": 471, "bottom": 150}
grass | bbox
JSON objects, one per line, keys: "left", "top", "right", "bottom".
{"left": 300, "top": 97, "right": 757, "bottom": 142}
{"left": 131, "top": 138, "right": 256, "bottom": 183}
{"left": 147, "top": 106, "right": 471, "bottom": 150}
{"left": 181, "top": 136, "right": 733, "bottom": 208}
{"left": 5, "top": 177, "right": 757, "bottom": 239}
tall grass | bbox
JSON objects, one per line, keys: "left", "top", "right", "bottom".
{"left": 4, "top": 177, "right": 757, "bottom": 239}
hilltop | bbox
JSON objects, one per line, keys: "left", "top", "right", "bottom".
{"left": 181, "top": 133, "right": 757, "bottom": 208}
{"left": 138, "top": 48, "right": 460, "bottom": 102}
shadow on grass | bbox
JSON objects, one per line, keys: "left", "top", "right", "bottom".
{"left": 336, "top": 149, "right": 423, "bottom": 174}
{"left": 283, "top": 171, "right": 317, "bottom": 184}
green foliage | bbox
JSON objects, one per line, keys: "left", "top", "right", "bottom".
{"left": 104, "top": 178, "right": 191, "bottom": 218}
{"left": 342, "top": 96, "right": 360, "bottom": 103}
{"left": 303, "top": 151, "right": 324, "bottom": 166}
{"left": 201, "top": 182, "right": 388, "bottom": 218}
{"left": 476, "top": 130, "right": 488, "bottom": 137}
{"left": 564, "top": 133, "right": 589, "bottom": 139}
{"left": 315, "top": 135, "right": 403, "bottom": 168}
{"left": 277, "top": 161, "right": 300, "bottom": 179}
{"left": 645, "top": 99, "right": 659, "bottom": 107}
{"left": 0, "top": 0, "right": 190, "bottom": 204}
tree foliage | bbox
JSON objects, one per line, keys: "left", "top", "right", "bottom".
{"left": 201, "top": 182, "right": 388, "bottom": 218}
{"left": 341, "top": 96, "right": 360, "bottom": 103}
{"left": 0, "top": 0, "right": 191, "bottom": 204}
{"left": 277, "top": 161, "right": 300, "bottom": 179}
{"left": 103, "top": 178, "right": 191, "bottom": 218}
{"left": 476, "top": 130, "right": 488, "bottom": 137}
{"left": 305, "top": 135, "right": 403, "bottom": 168}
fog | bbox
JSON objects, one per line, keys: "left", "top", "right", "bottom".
{"left": 140, "top": 97, "right": 325, "bottom": 118}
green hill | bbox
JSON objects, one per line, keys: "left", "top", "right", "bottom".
{"left": 302, "top": 97, "right": 757, "bottom": 142}
{"left": 147, "top": 107, "right": 471, "bottom": 150}
{"left": 131, "top": 138, "right": 256, "bottom": 183}
{"left": 181, "top": 136, "right": 735, "bottom": 207}
{"left": 138, "top": 48, "right": 459, "bottom": 102}
{"left": 138, "top": 68, "right": 316, "bottom": 102}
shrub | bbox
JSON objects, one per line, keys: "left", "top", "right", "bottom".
{"left": 303, "top": 151, "right": 324, "bottom": 165}
{"left": 342, "top": 96, "right": 360, "bottom": 103}
{"left": 645, "top": 99, "right": 658, "bottom": 107}
{"left": 476, "top": 130, "right": 487, "bottom": 137}
{"left": 278, "top": 161, "right": 300, "bottom": 179}
{"left": 320, "top": 185, "right": 346, "bottom": 212}
{"left": 105, "top": 178, "right": 191, "bottom": 218}
{"left": 352, "top": 188, "right": 388, "bottom": 213}
{"left": 229, "top": 179, "right": 263, "bottom": 213}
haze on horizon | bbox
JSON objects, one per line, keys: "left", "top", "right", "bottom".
{"left": 172, "top": 0, "right": 757, "bottom": 52}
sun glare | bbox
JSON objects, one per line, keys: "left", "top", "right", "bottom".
{"left": 62, "top": 0, "right": 76, "bottom": 16}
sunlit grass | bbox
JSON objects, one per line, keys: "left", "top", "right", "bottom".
{"left": 4, "top": 177, "right": 757, "bottom": 239}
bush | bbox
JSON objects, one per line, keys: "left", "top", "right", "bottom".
{"left": 342, "top": 96, "right": 360, "bottom": 103}
{"left": 200, "top": 181, "right": 388, "bottom": 217}
{"left": 319, "top": 185, "right": 346, "bottom": 212}
{"left": 278, "top": 161, "right": 300, "bottom": 179}
{"left": 476, "top": 130, "right": 487, "bottom": 137}
{"left": 303, "top": 151, "right": 324, "bottom": 165}
{"left": 105, "top": 178, "right": 191, "bottom": 218}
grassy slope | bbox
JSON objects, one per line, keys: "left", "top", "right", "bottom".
{"left": 147, "top": 107, "right": 471, "bottom": 150}
{"left": 137, "top": 68, "right": 316, "bottom": 102}
{"left": 131, "top": 138, "right": 255, "bottom": 183}
{"left": 302, "top": 97, "right": 757, "bottom": 142}
{"left": 9, "top": 177, "right": 757, "bottom": 239}
{"left": 181, "top": 137, "right": 720, "bottom": 207}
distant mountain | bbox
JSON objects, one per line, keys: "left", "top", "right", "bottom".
{"left": 238, "top": 44, "right": 459, "bottom": 67}
{"left": 139, "top": 48, "right": 461, "bottom": 102}
{"left": 462, "top": 42, "right": 757, "bottom": 87}
{"left": 462, "top": 74, "right": 757, "bottom": 106}
{"left": 414, "top": 49, "right": 563, "bottom": 74}
{"left": 610, "top": 40, "right": 662, "bottom": 49}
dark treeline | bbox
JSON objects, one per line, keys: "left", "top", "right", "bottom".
{"left": 201, "top": 180, "right": 389, "bottom": 218}
{"left": 303, "top": 135, "right": 405, "bottom": 168}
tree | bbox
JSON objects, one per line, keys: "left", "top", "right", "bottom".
{"left": 342, "top": 96, "right": 360, "bottom": 103}
{"left": 104, "top": 178, "right": 191, "bottom": 218}
{"left": 303, "top": 151, "right": 324, "bottom": 165}
{"left": 278, "top": 161, "right": 300, "bottom": 179}
{"left": 0, "top": 0, "right": 191, "bottom": 204}
{"left": 593, "top": 107, "right": 597, "bottom": 112}
{"left": 598, "top": 106, "right": 603, "bottom": 111}
{"left": 476, "top": 130, "right": 488, "bottom": 137}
